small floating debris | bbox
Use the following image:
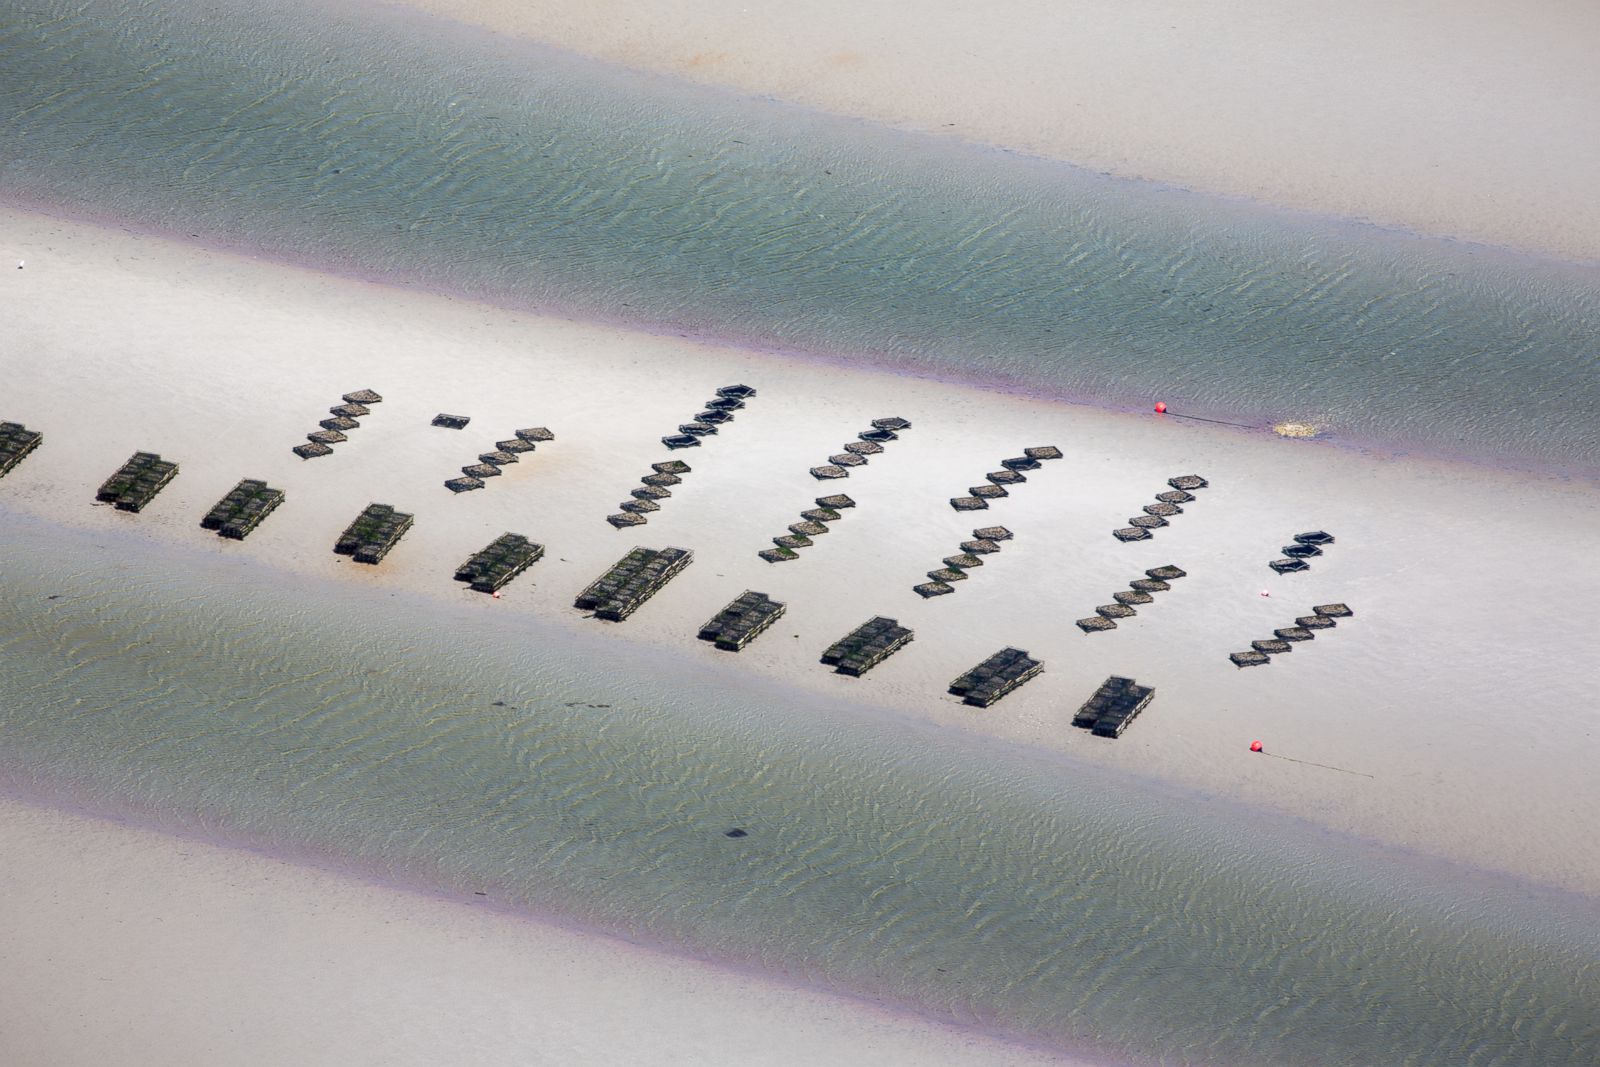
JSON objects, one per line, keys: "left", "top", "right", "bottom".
{"left": 759, "top": 546, "right": 798, "bottom": 563}
{"left": 811, "top": 465, "right": 848, "bottom": 480}
{"left": 914, "top": 581, "right": 955, "bottom": 598}
{"left": 1314, "top": 602, "right": 1353, "bottom": 618}
{"left": 607, "top": 512, "right": 647, "bottom": 528}
{"left": 973, "top": 526, "right": 1013, "bottom": 541}
{"left": 445, "top": 476, "right": 484, "bottom": 493}
{"left": 1168, "top": 475, "right": 1209, "bottom": 490}
{"left": 200, "top": 478, "right": 284, "bottom": 539}
{"left": 662, "top": 434, "right": 701, "bottom": 449}
{"left": 822, "top": 616, "right": 914, "bottom": 676}
{"left": 1113, "top": 527, "right": 1151, "bottom": 542}
{"left": 0, "top": 421, "right": 44, "bottom": 478}
{"left": 1024, "top": 445, "right": 1063, "bottom": 460}
{"left": 293, "top": 441, "right": 333, "bottom": 460}
{"left": 1272, "top": 421, "right": 1323, "bottom": 439}
{"left": 1072, "top": 675, "right": 1155, "bottom": 738}
{"left": 342, "top": 389, "right": 383, "bottom": 405}
{"left": 334, "top": 503, "right": 413, "bottom": 564}
{"left": 1268, "top": 558, "right": 1310, "bottom": 574}
{"left": 1077, "top": 616, "right": 1118, "bottom": 633}
{"left": 454, "top": 533, "right": 544, "bottom": 593}
{"left": 949, "top": 647, "right": 1042, "bottom": 707}
{"left": 1230, "top": 650, "right": 1271, "bottom": 667}
{"left": 950, "top": 496, "right": 988, "bottom": 511}
{"left": 653, "top": 460, "right": 692, "bottom": 475}
{"left": 515, "top": 427, "right": 555, "bottom": 442}
{"left": 574, "top": 546, "right": 693, "bottom": 621}
{"left": 96, "top": 452, "right": 179, "bottom": 512}
{"left": 698, "top": 590, "right": 786, "bottom": 651}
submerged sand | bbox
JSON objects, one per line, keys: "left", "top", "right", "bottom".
{"left": 8, "top": 3, "right": 1599, "bottom": 1062}
{"left": 399, "top": 0, "right": 1600, "bottom": 263}
{"left": 5, "top": 203, "right": 1598, "bottom": 899}
{"left": 0, "top": 795, "right": 1080, "bottom": 1066}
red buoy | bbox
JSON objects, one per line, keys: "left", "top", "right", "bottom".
{"left": 1154, "top": 401, "right": 1167, "bottom": 414}
{"left": 1249, "top": 740, "right": 1263, "bottom": 753}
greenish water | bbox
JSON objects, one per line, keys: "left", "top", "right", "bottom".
{"left": 1, "top": 0, "right": 1598, "bottom": 471}
{"left": 2, "top": 512, "right": 1598, "bottom": 1065}
{"left": 5, "top": 1, "right": 1600, "bottom": 1060}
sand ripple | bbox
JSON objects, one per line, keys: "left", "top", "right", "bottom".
{"left": 2, "top": 517, "right": 1597, "bottom": 1065}
{"left": 2, "top": 0, "right": 1598, "bottom": 471}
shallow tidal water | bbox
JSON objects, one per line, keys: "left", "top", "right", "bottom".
{"left": 2, "top": 513, "right": 1598, "bottom": 1066}
{"left": 5, "top": 1, "right": 1600, "bottom": 1062}
{"left": 2, "top": 0, "right": 1598, "bottom": 472}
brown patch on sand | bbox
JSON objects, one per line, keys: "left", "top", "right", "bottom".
{"left": 682, "top": 51, "right": 731, "bottom": 69}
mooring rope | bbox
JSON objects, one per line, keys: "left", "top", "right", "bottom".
{"left": 1260, "top": 751, "right": 1376, "bottom": 778}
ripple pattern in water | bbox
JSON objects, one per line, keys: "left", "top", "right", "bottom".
{"left": 2, "top": 515, "right": 1598, "bottom": 1065}
{"left": 2, "top": 0, "right": 1599, "bottom": 470}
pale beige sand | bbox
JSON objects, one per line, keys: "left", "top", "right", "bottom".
{"left": 0, "top": 795, "right": 1080, "bottom": 1066}
{"left": 5, "top": 204, "right": 1599, "bottom": 901}
{"left": 396, "top": 0, "right": 1600, "bottom": 262}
